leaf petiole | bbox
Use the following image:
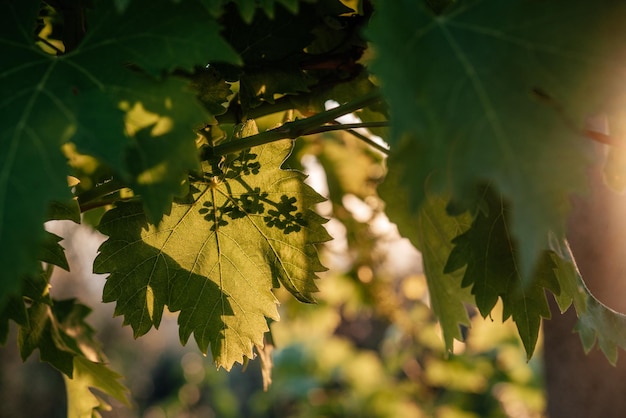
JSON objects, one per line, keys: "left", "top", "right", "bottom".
{"left": 76, "top": 178, "right": 127, "bottom": 212}
{"left": 209, "top": 92, "right": 384, "bottom": 157}
{"left": 78, "top": 94, "right": 387, "bottom": 211}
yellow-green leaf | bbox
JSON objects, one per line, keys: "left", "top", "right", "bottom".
{"left": 65, "top": 357, "right": 130, "bottom": 418}
{"left": 95, "top": 139, "right": 330, "bottom": 369}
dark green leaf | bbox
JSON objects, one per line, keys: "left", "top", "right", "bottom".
{"left": 219, "top": 0, "right": 354, "bottom": 112}
{"left": 202, "top": 0, "right": 302, "bottom": 22}
{"left": 47, "top": 199, "right": 81, "bottom": 223}
{"left": 39, "top": 231, "right": 70, "bottom": 271}
{"left": 0, "top": 266, "right": 51, "bottom": 344}
{"left": 14, "top": 271, "right": 117, "bottom": 380}
{"left": 190, "top": 67, "right": 233, "bottom": 117}
{"left": 0, "top": 0, "right": 72, "bottom": 304}
{"left": 18, "top": 301, "right": 78, "bottom": 376}
{"left": 0, "top": 297, "right": 27, "bottom": 345}
{"left": 444, "top": 188, "right": 560, "bottom": 357}
{"left": 71, "top": 0, "right": 240, "bottom": 220}
{"left": 367, "top": 0, "right": 626, "bottom": 277}
{"left": 0, "top": 0, "right": 240, "bottom": 304}
{"left": 80, "top": 0, "right": 240, "bottom": 77}
{"left": 240, "top": 65, "right": 313, "bottom": 111}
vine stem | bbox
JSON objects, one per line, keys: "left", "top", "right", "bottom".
{"left": 307, "top": 121, "right": 391, "bottom": 155}
{"left": 77, "top": 178, "right": 126, "bottom": 212}
{"left": 77, "top": 92, "right": 385, "bottom": 211}
{"left": 342, "top": 127, "right": 390, "bottom": 155}
{"left": 304, "top": 121, "right": 389, "bottom": 135}
{"left": 208, "top": 91, "right": 383, "bottom": 157}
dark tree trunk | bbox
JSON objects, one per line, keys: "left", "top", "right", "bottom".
{"left": 544, "top": 160, "right": 626, "bottom": 417}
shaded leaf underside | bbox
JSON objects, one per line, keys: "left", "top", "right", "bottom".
{"left": 11, "top": 280, "right": 129, "bottom": 417}
{"left": 443, "top": 188, "right": 560, "bottom": 357}
{"left": 368, "top": 0, "right": 626, "bottom": 279}
{"left": 380, "top": 161, "right": 473, "bottom": 351}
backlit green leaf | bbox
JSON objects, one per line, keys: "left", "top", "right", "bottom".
{"left": 380, "top": 149, "right": 473, "bottom": 351}
{"left": 95, "top": 139, "right": 330, "bottom": 369}
{"left": 65, "top": 357, "right": 130, "bottom": 418}
{"left": 551, "top": 238, "right": 626, "bottom": 365}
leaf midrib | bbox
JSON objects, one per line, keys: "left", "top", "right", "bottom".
{"left": 0, "top": 59, "right": 58, "bottom": 242}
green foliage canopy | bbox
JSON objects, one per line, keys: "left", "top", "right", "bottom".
{"left": 3, "top": 0, "right": 626, "bottom": 415}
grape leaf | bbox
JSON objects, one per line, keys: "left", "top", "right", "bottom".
{"left": 0, "top": 260, "right": 51, "bottom": 343}
{"left": 15, "top": 290, "right": 130, "bottom": 417}
{"left": 71, "top": 0, "right": 240, "bottom": 220}
{"left": 18, "top": 297, "right": 88, "bottom": 377}
{"left": 190, "top": 67, "right": 233, "bottom": 117}
{"left": 551, "top": 238, "right": 626, "bottom": 364}
{"left": 219, "top": 1, "right": 318, "bottom": 66}
{"left": 47, "top": 199, "right": 81, "bottom": 223}
{"left": 54, "top": 297, "right": 130, "bottom": 416}
{"left": 239, "top": 66, "right": 313, "bottom": 112}
{"left": 94, "top": 139, "right": 330, "bottom": 369}
{"left": 79, "top": 0, "right": 240, "bottom": 77}
{"left": 64, "top": 357, "right": 130, "bottom": 418}
{"left": 444, "top": 188, "right": 560, "bottom": 357}
{"left": 367, "top": 0, "right": 626, "bottom": 278}
{"left": 11, "top": 266, "right": 111, "bottom": 375}
{"left": 0, "top": 1, "right": 74, "bottom": 303}
{"left": 0, "top": 0, "right": 240, "bottom": 304}
{"left": 1, "top": 199, "right": 75, "bottom": 322}
{"left": 293, "top": 72, "right": 384, "bottom": 120}
{"left": 0, "top": 296, "right": 27, "bottom": 345}
{"left": 39, "top": 231, "right": 70, "bottom": 271}
{"left": 219, "top": 0, "right": 353, "bottom": 112}
{"left": 41, "top": 199, "right": 79, "bottom": 273}
{"left": 202, "top": 0, "right": 301, "bottom": 22}
{"left": 380, "top": 148, "right": 474, "bottom": 351}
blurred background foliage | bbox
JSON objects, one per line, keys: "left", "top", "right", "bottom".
{"left": 0, "top": 123, "right": 545, "bottom": 418}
